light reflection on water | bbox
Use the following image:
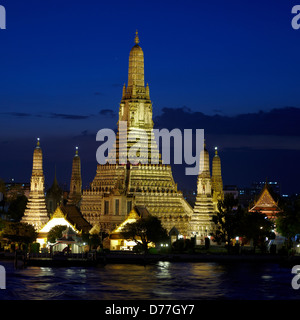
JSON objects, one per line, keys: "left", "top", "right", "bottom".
{"left": 0, "top": 260, "right": 299, "bottom": 300}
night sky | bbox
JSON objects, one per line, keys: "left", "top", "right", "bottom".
{"left": 1, "top": 0, "right": 300, "bottom": 195}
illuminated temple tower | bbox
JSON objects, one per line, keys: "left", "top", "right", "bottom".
{"left": 211, "top": 147, "right": 224, "bottom": 211}
{"left": 80, "top": 31, "right": 193, "bottom": 234}
{"left": 189, "top": 142, "right": 215, "bottom": 238}
{"left": 68, "top": 147, "right": 82, "bottom": 206}
{"left": 22, "top": 139, "right": 49, "bottom": 230}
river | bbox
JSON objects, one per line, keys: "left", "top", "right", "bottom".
{"left": 0, "top": 260, "right": 299, "bottom": 300}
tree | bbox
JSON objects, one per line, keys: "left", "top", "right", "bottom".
{"left": 0, "top": 179, "right": 5, "bottom": 195}
{"left": 47, "top": 225, "right": 67, "bottom": 243}
{"left": 276, "top": 195, "right": 300, "bottom": 249}
{"left": 241, "top": 211, "right": 274, "bottom": 253}
{"left": 172, "top": 238, "right": 195, "bottom": 253}
{"left": 121, "top": 215, "right": 169, "bottom": 253}
{"left": 7, "top": 195, "right": 28, "bottom": 221}
{"left": 212, "top": 193, "right": 243, "bottom": 252}
{"left": 0, "top": 218, "right": 5, "bottom": 232}
{"left": 82, "top": 232, "right": 103, "bottom": 251}
{"left": 0, "top": 222, "right": 37, "bottom": 247}
{"left": 0, "top": 178, "right": 6, "bottom": 212}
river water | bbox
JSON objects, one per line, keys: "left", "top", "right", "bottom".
{"left": 0, "top": 260, "right": 299, "bottom": 300}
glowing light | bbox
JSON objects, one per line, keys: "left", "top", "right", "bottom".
{"left": 39, "top": 217, "right": 76, "bottom": 233}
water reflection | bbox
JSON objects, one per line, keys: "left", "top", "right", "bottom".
{"left": 156, "top": 261, "right": 171, "bottom": 279}
{"left": 0, "top": 260, "right": 299, "bottom": 300}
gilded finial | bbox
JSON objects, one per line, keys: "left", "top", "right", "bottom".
{"left": 75, "top": 146, "right": 78, "bottom": 156}
{"left": 122, "top": 83, "right": 126, "bottom": 98}
{"left": 135, "top": 30, "right": 139, "bottom": 45}
{"left": 146, "top": 83, "right": 150, "bottom": 98}
{"left": 37, "top": 137, "right": 40, "bottom": 147}
{"left": 215, "top": 146, "right": 218, "bottom": 155}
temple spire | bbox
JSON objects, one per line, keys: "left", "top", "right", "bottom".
{"left": 198, "top": 140, "right": 210, "bottom": 178}
{"left": 212, "top": 146, "right": 224, "bottom": 210}
{"left": 54, "top": 165, "right": 58, "bottom": 185}
{"left": 135, "top": 30, "right": 139, "bottom": 44}
{"left": 128, "top": 30, "right": 144, "bottom": 88}
{"left": 45, "top": 165, "right": 63, "bottom": 215}
{"left": 22, "top": 139, "right": 49, "bottom": 230}
{"left": 68, "top": 146, "right": 82, "bottom": 206}
{"left": 212, "top": 147, "right": 221, "bottom": 177}
{"left": 191, "top": 141, "right": 215, "bottom": 239}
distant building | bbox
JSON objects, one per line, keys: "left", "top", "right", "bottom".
{"left": 224, "top": 185, "right": 239, "bottom": 199}
{"left": 5, "top": 181, "right": 30, "bottom": 200}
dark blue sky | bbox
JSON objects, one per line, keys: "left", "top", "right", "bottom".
{"left": 1, "top": 0, "right": 300, "bottom": 195}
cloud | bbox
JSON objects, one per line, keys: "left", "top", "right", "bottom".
{"left": 212, "top": 109, "right": 224, "bottom": 114}
{"left": 1, "top": 112, "right": 33, "bottom": 117}
{"left": 0, "top": 111, "right": 92, "bottom": 120}
{"left": 81, "top": 130, "right": 88, "bottom": 136}
{"left": 72, "top": 129, "right": 97, "bottom": 140}
{"left": 206, "top": 133, "right": 300, "bottom": 151}
{"left": 99, "top": 109, "right": 116, "bottom": 117}
{"left": 49, "top": 113, "right": 91, "bottom": 120}
{"left": 154, "top": 106, "right": 300, "bottom": 137}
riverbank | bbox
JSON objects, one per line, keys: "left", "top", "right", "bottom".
{"left": 105, "top": 252, "right": 299, "bottom": 267}
{"left": 1, "top": 251, "right": 299, "bottom": 268}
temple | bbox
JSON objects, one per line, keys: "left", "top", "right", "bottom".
{"left": 249, "top": 180, "right": 281, "bottom": 220}
{"left": 80, "top": 31, "right": 193, "bottom": 235}
{"left": 21, "top": 139, "right": 49, "bottom": 230}
{"left": 37, "top": 205, "right": 91, "bottom": 252}
{"left": 21, "top": 32, "right": 225, "bottom": 244}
